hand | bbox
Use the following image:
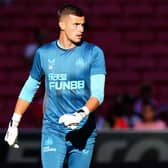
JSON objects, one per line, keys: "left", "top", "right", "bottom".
{"left": 4, "top": 123, "right": 19, "bottom": 148}
{"left": 4, "top": 113, "right": 22, "bottom": 148}
{"left": 59, "top": 112, "right": 83, "bottom": 129}
{"left": 58, "top": 106, "right": 89, "bottom": 130}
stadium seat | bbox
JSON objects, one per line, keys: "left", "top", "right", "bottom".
{"left": 1, "top": 0, "right": 168, "bottom": 128}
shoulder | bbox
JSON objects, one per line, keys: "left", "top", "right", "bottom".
{"left": 81, "top": 41, "right": 104, "bottom": 57}
{"left": 156, "top": 120, "right": 166, "bottom": 128}
{"left": 37, "top": 41, "right": 56, "bottom": 53}
{"left": 82, "top": 41, "right": 103, "bottom": 51}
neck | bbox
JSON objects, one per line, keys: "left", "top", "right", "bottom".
{"left": 58, "top": 32, "right": 76, "bottom": 49}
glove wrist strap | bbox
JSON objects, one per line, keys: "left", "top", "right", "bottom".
{"left": 77, "top": 106, "right": 90, "bottom": 119}
{"left": 82, "top": 106, "right": 89, "bottom": 115}
{"left": 11, "top": 113, "right": 22, "bottom": 127}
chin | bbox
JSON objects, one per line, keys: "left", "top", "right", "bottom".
{"left": 75, "top": 38, "right": 81, "bottom": 42}
{"left": 73, "top": 39, "right": 82, "bottom": 45}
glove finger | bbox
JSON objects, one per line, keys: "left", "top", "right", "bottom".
{"left": 6, "top": 137, "right": 17, "bottom": 146}
{"left": 4, "top": 130, "right": 18, "bottom": 146}
{"left": 65, "top": 120, "right": 80, "bottom": 126}
{"left": 4, "top": 130, "right": 11, "bottom": 142}
{"left": 67, "top": 125, "right": 77, "bottom": 130}
{"left": 13, "top": 143, "right": 19, "bottom": 149}
{"left": 59, "top": 115, "right": 70, "bottom": 124}
{"left": 4, "top": 133, "right": 8, "bottom": 142}
{"left": 58, "top": 116, "right": 64, "bottom": 124}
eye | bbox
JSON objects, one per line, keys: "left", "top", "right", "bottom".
{"left": 74, "top": 23, "right": 80, "bottom": 26}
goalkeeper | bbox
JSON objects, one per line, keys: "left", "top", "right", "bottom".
{"left": 4, "top": 4, "right": 106, "bottom": 168}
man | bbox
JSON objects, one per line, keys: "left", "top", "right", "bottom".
{"left": 4, "top": 4, "right": 106, "bottom": 168}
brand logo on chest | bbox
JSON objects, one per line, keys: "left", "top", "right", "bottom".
{"left": 48, "top": 58, "right": 56, "bottom": 70}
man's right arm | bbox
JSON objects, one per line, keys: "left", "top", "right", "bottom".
{"left": 4, "top": 76, "right": 41, "bottom": 148}
{"left": 14, "top": 74, "right": 42, "bottom": 116}
{"left": 4, "top": 99, "right": 30, "bottom": 148}
{"left": 4, "top": 49, "right": 43, "bottom": 148}
{"left": 4, "top": 98, "right": 30, "bottom": 148}
{"left": 14, "top": 98, "right": 31, "bottom": 116}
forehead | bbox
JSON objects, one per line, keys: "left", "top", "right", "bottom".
{"left": 143, "top": 105, "right": 153, "bottom": 111}
{"left": 63, "top": 14, "right": 85, "bottom": 23}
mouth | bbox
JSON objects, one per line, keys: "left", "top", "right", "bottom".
{"left": 76, "top": 34, "right": 82, "bottom": 39}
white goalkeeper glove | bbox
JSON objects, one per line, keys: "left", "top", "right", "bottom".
{"left": 58, "top": 106, "right": 89, "bottom": 130}
{"left": 4, "top": 113, "right": 22, "bottom": 148}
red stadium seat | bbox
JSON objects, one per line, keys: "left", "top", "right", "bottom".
{"left": 1, "top": 0, "right": 168, "bottom": 128}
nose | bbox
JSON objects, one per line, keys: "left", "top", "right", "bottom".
{"left": 78, "top": 24, "right": 84, "bottom": 33}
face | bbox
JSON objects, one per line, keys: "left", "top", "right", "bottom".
{"left": 142, "top": 105, "right": 155, "bottom": 121}
{"left": 59, "top": 14, "right": 85, "bottom": 44}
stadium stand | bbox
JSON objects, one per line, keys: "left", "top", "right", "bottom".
{"left": 1, "top": 0, "right": 168, "bottom": 127}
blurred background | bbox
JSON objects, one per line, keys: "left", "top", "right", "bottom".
{"left": 1, "top": 0, "right": 168, "bottom": 167}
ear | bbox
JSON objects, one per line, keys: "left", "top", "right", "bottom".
{"left": 59, "top": 21, "right": 65, "bottom": 30}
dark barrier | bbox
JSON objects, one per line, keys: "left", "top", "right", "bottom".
{"left": 1, "top": 129, "right": 168, "bottom": 167}
{"left": 94, "top": 129, "right": 168, "bottom": 163}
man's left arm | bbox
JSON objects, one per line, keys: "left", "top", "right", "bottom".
{"left": 59, "top": 74, "right": 105, "bottom": 129}
{"left": 86, "top": 74, "right": 105, "bottom": 111}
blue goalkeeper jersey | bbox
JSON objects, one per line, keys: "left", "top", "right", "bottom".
{"left": 30, "top": 40, "right": 106, "bottom": 134}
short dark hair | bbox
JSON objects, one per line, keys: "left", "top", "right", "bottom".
{"left": 57, "top": 4, "right": 84, "bottom": 20}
